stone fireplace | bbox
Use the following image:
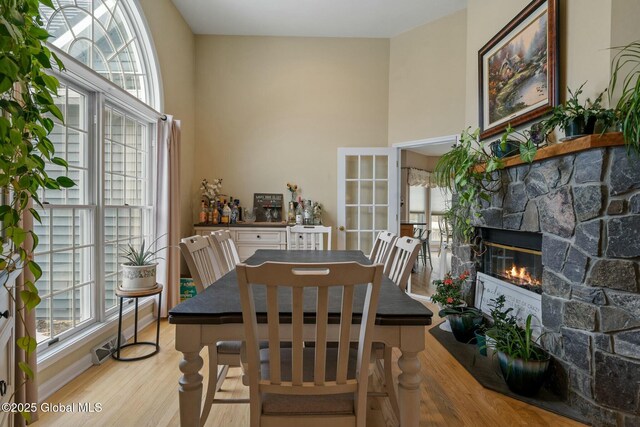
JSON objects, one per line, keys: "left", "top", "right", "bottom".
{"left": 451, "top": 137, "right": 640, "bottom": 426}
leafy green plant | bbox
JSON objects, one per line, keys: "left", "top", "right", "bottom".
{"left": 433, "top": 128, "right": 503, "bottom": 243}
{"left": 609, "top": 40, "right": 640, "bottom": 153}
{"left": 0, "top": 0, "right": 71, "bottom": 421}
{"left": 497, "top": 124, "right": 539, "bottom": 163}
{"left": 120, "top": 238, "right": 164, "bottom": 266}
{"left": 491, "top": 314, "right": 547, "bottom": 362}
{"left": 431, "top": 271, "right": 469, "bottom": 308}
{"left": 542, "top": 83, "right": 605, "bottom": 135}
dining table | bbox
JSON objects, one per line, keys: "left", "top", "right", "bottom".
{"left": 169, "top": 249, "right": 433, "bottom": 427}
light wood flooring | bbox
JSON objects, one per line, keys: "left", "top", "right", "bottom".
{"left": 38, "top": 302, "right": 586, "bottom": 427}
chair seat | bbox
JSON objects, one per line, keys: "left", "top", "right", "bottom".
{"left": 259, "top": 347, "right": 357, "bottom": 416}
{"left": 217, "top": 341, "right": 242, "bottom": 354}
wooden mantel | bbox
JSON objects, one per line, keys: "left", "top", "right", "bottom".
{"left": 476, "top": 132, "right": 625, "bottom": 171}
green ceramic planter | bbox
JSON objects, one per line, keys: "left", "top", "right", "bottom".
{"left": 497, "top": 351, "right": 550, "bottom": 396}
{"left": 447, "top": 309, "right": 483, "bottom": 344}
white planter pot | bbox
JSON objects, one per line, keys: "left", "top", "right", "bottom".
{"left": 121, "top": 263, "right": 157, "bottom": 290}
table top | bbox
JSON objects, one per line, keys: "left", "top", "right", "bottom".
{"left": 169, "top": 250, "right": 433, "bottom": 326}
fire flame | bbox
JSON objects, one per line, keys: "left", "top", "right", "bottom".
{"left": 504, "top": 265, "right": 540, "bottom": 286}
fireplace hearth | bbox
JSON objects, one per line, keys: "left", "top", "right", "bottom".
{"left": 451, "top": 142, "right": 640, "bottom": 426}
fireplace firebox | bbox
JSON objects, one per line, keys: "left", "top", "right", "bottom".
{"left": 479, "top": 227, "right": 542, "bottom": 294}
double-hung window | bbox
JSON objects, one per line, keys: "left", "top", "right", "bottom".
{"left": 35, "top": 0, "right": 161, "bottom": 351}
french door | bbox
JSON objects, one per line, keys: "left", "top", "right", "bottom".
{"left": 337, "top": 148, "right": 399, "bottom": 253}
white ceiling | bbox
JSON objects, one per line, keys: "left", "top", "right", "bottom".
{"left": 171, "top": 0, "right": 467, "bottom": 38}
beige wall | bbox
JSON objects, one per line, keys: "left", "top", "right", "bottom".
{"left": 388, "top": 10, "right": 467, "bottom": 144}
{"left": 609, "top": 0, "right": 640, "bottom": 105}
{"left": 464, "top": 0, "right": 613, "bottom": 130}
{"left": 140, "top": 0, "right": 197, "bottom": 242}
{"left": 194, "top": 36, "right": 390, "bottom": 241}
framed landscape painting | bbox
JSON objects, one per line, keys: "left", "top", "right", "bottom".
{"left": 478, "top": 0, "right": 558, "bottom": 140}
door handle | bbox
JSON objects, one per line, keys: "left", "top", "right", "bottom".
{"left": 338, "top": 226, "right": 345, "bottom": 231}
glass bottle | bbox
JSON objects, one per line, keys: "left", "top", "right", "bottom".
{"left": 230, "top": 203, "right": 238, "bottom": 224}
{"left": 199, "top": 201, "right": 207, "bottom": 224}
{"left": 221, "top": 200, "right": 231, "bottom": 224}
{"left": 303, "top": 199, "right": 312, "bottom": 225}
{"left": 287, "top": 201, "right": 295, "bottom": 224}
{"left": 212, "top": 205, "right": 219, "bottom": 224}
{"left": 295, "top": 202, "right": 303, "bottom": 225}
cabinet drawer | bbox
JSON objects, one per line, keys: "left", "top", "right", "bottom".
{"left": 235, "top": 230, "right": 283, "bottom": 244}
{"left": 237, "top": 244, "right": 283, "bottom": 261}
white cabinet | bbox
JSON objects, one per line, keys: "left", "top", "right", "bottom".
{"left": 194, "top": 226, "right": 287, "bottom": 261}
{"left": 0, "top": 270, "right": 16, "bottom": 427}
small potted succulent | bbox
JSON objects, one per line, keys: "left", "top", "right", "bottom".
{"left": 120, "top": 239, "right": 163, "bottom": 290}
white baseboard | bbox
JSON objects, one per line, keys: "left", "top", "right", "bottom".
{"left": 38, "top": 310, "right": 156, "bottom": 402}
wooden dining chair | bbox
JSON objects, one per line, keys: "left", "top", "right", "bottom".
{"left": 369, "top": 231, "right": 397, "bottom": 265}
{"left": 208, "top": 230, "right": 241, "bottom": 274}
{"left": 236, "top": 261, "right": 384, "bottom": 427}
{"left": 286, "top": 225, "right": 332, "bottom": 250}
{"left": 179, "top": 234, "right": 248, "bottom": 425}
{"left": 374, "top": 236, "right": 422, "bottom": 420}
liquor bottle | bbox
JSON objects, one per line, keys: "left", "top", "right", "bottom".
{"left": 303, "top": 199, "right": 312, "bottom": 225}
{"left": 221, "top": 200, "right": 231, "bottom": 224}
{"left": 295, "top": 202, "right": 303, "bottom": 225}
{"left": 287, "top": 201, "right": 295, "bottom": 224}
{"left": 230, "top": 203, "right": 238, "bottom": 224}
{"left": 199, "top": 201, "right": 207, "bottom": 223}
{"left": 212, "top": 206, "right": 219, "bottom": 224}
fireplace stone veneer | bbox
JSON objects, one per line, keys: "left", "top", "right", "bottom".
{"left": 451, "top": 144, "right": 640, "bottom": 426}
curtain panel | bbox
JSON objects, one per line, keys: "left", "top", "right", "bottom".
{"left": 407, "top": 168, "right": 436, "bottom": 188}
{"left": 155, "top": 116, "right": 182, "bottom": 317}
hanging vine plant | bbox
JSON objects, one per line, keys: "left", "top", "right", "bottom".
{"left": 0, "top": 0, "right": 72, "bottom": 421}
{"left": 433, "top": 128, "right": 503, "bottom": 243}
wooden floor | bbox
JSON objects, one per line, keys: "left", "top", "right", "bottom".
{"left": 39, "top": 304, "right": 586, "bottom": 426}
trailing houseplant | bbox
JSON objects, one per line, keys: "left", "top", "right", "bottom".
{"left": 0, "top": 0, "right": 71, "bottom": 421}
{"left": 609, "top": 40, "right": 640, "bottom": 154}
{"left": 433, "top": 128, "right": 503, "bottom": 243}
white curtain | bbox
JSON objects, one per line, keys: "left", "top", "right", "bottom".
{"left": 407, "top": 167, "right": 436, "bottom": 187}
{"left": 155, "top": 115, "right": 181, "bottom": 317}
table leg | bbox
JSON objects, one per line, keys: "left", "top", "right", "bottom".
{"left": 176, "top": 325, "right": 205, "bottom": 427}
{"left": 398, "top": 327, "right": 425, "bottom": 427}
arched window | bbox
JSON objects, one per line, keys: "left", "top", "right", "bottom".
{"left": 40, "top": 0, "right": 161, "bottom": 109}
{"left": 34, "top": 1, "right": 162, "bottom": 350}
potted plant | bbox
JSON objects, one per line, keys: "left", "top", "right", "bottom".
{"left": 543, "top": 83, "right": 605, "bottom": 138}
{"left": 433, "top": 128, "right": 503, "bottom": 243}
{"left": 120, "top": 240, "right": 163, "bottom": 290}
{"left": 475, "top": 295, "right": 515, "bottom": 356}
{"left": 432, "top": 271, "right": 483, "bottom": 343}
{"left": 609, "top": 40, "right": 640, "bottom": 153}
{"left": 486, "top": 310, "right": 549, "bottom": 396}
{"left": 491, "top": 124, "right": 540, "bottom": 162}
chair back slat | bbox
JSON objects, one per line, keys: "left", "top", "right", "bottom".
{"left": 236, "top": 261, "right": 383, "bottom": 410}
{"left": 314, "top": 286, "right": 329, "bottom": 385}
{"left": 266, "top": 285, "right": 281, "bottom": 384}
{"left": 385, "top": 237, "right": 422, "bottom": 292}
{"left": 208, "top": 230, "right": 241, "bottom": 274}
{"left": 286, "top": 225, "right": 332, "bottom": 250}
{"left": 179, "top": 235, "right": 222, "bottom": 293}
{"left": 369, "top": 231, "right": 397, "bottom": 265}
{"left": 291, "top": 286, "right": 304, "bottom": 386}
{"left": 336, "top": 285, "right": 354, "bottom": 384}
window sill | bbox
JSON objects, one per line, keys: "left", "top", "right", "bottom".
{"left": 38, "top": 297, "right": 155, "bottom": 371}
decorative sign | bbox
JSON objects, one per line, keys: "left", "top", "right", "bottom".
{"left": 253, "top": 193, "right": 284, "bottom": 222}
{"left": 475, "top": 272, "right": 542, "bottom": 334}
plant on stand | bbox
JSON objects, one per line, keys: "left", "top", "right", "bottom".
{"left": 431, "top": 271, "right": 483, "bottom": 343}
{"left": 120, "top": 239, "right": 164, "bottom": 290}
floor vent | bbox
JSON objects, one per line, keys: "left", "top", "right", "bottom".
{"left": 91, "top": 334, "right": 125, "bottom": 365}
